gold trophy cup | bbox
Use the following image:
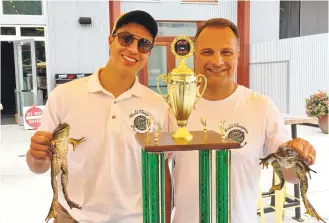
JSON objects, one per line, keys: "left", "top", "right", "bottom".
{"left": 156, "top": 36, "right": 207, "bottom": 142}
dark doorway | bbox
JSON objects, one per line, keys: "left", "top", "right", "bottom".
{"left": 279, "top": 1, "right": 301, "bottom": 39}
{"left": 1, "top": 41, "right": 17, "bottom": 125}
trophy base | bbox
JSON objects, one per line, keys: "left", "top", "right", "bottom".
{"left": 171, "top": 127, "right": 193, "bottom": 143}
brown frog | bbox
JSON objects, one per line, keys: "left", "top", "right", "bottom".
{"left": 259, "top": 147, "right": 326, "bottom": 223}
{"left": 45, "top": 122, "right": 86, "bottom": 223}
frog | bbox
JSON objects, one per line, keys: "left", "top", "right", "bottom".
{"left": 45, "top": 122, "right": 86, "bottom": 223}
{"left": 259, "top": 146, "right": 326, "bottom": 223}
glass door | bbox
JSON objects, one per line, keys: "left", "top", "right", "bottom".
{"left": 138, "top": 43, "right": 175, "bottom": 94}
{"left": 148, "top": 44, "right": 168, "bottom": 94}
{"left": 13, "top": 39, "right": 38, "bottom": 125}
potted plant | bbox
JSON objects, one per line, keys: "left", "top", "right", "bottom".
{"left": 305, "top": 91, "right": 328, "bottom": 134}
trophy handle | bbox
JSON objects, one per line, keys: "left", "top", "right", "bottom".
{"left": 195, "top": 74, "right": 207, "bottom": 106}
{"left": 156, "top": 74, "right": 170, "bottom": 105}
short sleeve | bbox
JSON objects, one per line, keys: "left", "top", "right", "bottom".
{"left": 263, "top": 97, "right": 291, "bottom": 156}
{"left": 37, "top": 86, "right": 62, "bottom": 133}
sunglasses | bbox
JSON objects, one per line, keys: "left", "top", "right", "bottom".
{"left": 113, "top": 31, "right": 154, "bottom": 54}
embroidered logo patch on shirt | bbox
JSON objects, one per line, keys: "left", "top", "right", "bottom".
{"left": 225, "top": 122, "right": 249, "bottom": 147}
{"left": 129, "top": 109, "right": 154, "bottom": 133}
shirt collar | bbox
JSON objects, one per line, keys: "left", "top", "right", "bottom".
{"left": 88, "top": 67, "right": 143, "bottom": 97}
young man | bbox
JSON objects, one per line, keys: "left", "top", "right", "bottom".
{"left": 172, "top": 18, "right": 317, "bottom": 223}
{"left": 26, "top": 10, "right": 172, "bottom": 223}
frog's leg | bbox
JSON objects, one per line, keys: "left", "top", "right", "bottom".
{"left": 269, "top": 160, "right": 285, "bottom": 193}
{"left": 259, "top": 153, "right": 280, "bottom": 169}
{"left": 69, "top": 137, "right": 85, "bottom": 151}
{"left": 61, "top": 159, "right": 82, "bottom": 210}
{"left": 295, "top": 162, "right": 326, "bottom": 223}
{"left": 45, "top": 157, "right": 61, "bottom": 223}
{"left": 299, "top": 161, "right": 317, "bottom": 179}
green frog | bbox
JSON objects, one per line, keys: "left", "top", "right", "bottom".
{"left": 45, "top": 122, "right": 86, "bottom": 223}
{"left": 259, "top": 147, "right": 326, "bottom": 223}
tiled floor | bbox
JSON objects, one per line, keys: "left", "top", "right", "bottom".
{"left": 0, "top": 124, "right": 328, "bottom": 223}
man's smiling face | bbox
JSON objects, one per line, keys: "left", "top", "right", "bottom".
{"left": 194, "top": 26, "right": 240, "bottom": 88}
{"left": 109, "top": 22, "right": 153, "bottom": 74}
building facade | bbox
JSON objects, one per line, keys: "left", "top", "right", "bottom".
{"left": 1, "top": 0, "right": 328, "bottom": 125}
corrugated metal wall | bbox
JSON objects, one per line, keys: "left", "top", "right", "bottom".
{"left": 45, "top": 1, "right": 109, "bottom": 89}
{"left": 120, "top": 0, "right": 237, "bottom": 22}
{"left": 250, "top": 61, "right": 289, "bottom": 113}
{"left": 250, "top": 33, "right": 328, "bottom": 116}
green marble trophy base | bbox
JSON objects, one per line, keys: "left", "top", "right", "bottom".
{"left": 136, "top": 130, "right": 241, "bottom": 223}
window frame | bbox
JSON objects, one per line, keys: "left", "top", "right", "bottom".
{"left": 0, "top": 0, "right": 46, "bottom": 25}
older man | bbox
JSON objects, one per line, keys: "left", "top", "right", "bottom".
{"left": 172, "top": 18, "right": 316, "bottom": 223}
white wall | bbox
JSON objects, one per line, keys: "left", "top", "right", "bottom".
{"left": 250, "top": 61, "right": 289, "bottom": 114}
{"left": 250, "top": 0, "right": 280, "bottom": 43}
{"left": 249, "top": 33, "right": 328, "bottom": 116}
{"left": 45, "top": 1, "right": 110, "bottom": 90}
{"left": 121, "top": 0, "right": 237, "bottom": 22}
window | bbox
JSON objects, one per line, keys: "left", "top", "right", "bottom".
{"left": 147, "top": 46, "right": 168, "bottom": 94}
{"left": 182, "top": 0, "right": 217, "bottom": 3}
{"left": 21, "top": 27, "right": 44, "bottom": 37}
{"left": 279, "top": 1, "right": 300, "bottom": 39}
{"left": 2, "top": 0, "right": 43, "bottom": 15}
{"left": 279, "top": 0, "right": 328, "bottom": 39}
{"left": 1, "top": 27, "right": 16, "bottom": 35}
{"left": 157, "top": 22, "right": 197, "bottom": 36}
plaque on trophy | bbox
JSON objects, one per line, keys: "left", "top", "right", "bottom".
{"left": 136, "top": 36, "right": 242, "bottom": 223}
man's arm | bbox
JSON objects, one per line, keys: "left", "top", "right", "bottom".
{"left": 165, "top": 159, "right": 172, "bottom": 223}
{"left": 263, "top": 97, "right": 299, "bottom": 183}
{"left": 26, "top": 86, "right": 62, "bottom": 174}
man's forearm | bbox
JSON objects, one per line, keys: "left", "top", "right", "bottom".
{"left": 165, "top": 159, "right": 172, "bottom": 223}
{"left": 26, "top": 149, "right": 51, "bottom": 174}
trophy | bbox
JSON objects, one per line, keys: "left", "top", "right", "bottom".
{"left": 156, "top": 36, "right": 207, "bottom": 142}
{"left": 136, "top": 36, "right": 242, "bottom": 223}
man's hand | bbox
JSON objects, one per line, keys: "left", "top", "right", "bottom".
{"left": 26, "top": 131, "right": 53, "bottom": 174}
{"left": 29, "top": 131, "right": 53, "bottom": 161}
{"left": 279, "top": 137, "right": 316, "bottom": 165}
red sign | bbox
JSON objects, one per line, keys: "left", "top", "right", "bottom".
{"left": 24, "top": 105, "right": 44, "bottom": 130}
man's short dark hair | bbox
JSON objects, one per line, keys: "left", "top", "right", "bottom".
{"left": 194, "top": 18, "right": 240, "bottom": 47}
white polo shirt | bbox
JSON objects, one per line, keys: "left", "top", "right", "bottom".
{"left": 38, "top": 68, "right": 169, "bottom": 223}
{"left": 172, "top": 85, "right": 291, "bottom": 223}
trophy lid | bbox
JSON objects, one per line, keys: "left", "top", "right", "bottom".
{"left": 170, "top": 36, "right": 195, "bottom": 75}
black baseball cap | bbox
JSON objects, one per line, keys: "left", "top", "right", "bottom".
{"left": 112, "top": 10, "right": 158, "bottom": 40}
